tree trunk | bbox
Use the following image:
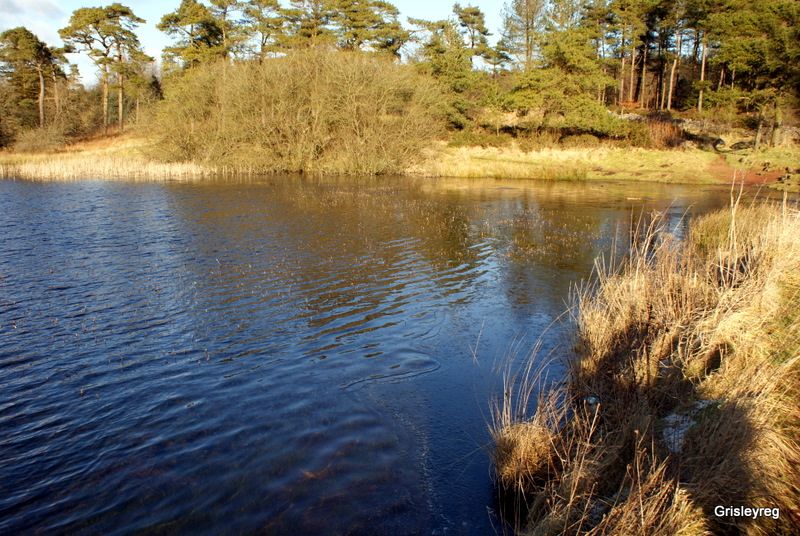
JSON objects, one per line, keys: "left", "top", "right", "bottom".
{"left": 102, "top": 65, "right": 109, "bottom": 134}
{"left": 667, "top": 32, "right": 681, "bottom": 111}
{"left": 37, "top": 67, "right": 45, "bottom": 128}
{"left": 754, "top": 115, "right": 764, "bottom": 150}
{"left": 51, "top": 70, "right": 61, "bottom": 119}
{"left": 657, "top": 37, "right": 665, "bottom": 110}
{"left": 770, "top": 106, "right": 782, "bottom": 147}
{"left": 697, "top": 34, "right": 707, "bottom": 113}
{"left": 628, "top": 44, "right": 636, "bottom": 103}
{"left": 117, "top": 44, "right": 124, "bottom": 132}
{"left": 525, "top": 18, "right": 534, "bottom": 71}
{"left": 717, "top": 66, "right": 724, "bottom": 90}
{"left": 619, "top": 28, "right": 626, "bottom": 105}
{"left": 117, "top": 73, "right": 124, "bottom": 131}
{"left": 639, "top": 43, "right": 648, "bottom": 108}
{"left": 136, "top": 98, "right": 140, "bottom": 124}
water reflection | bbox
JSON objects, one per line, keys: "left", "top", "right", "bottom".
{"left": 0, "top": 177, "right": 739, "bottom": 534}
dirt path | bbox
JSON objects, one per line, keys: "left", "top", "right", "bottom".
{"left": 708, "top": 154, "right": 783, "bottom": 185}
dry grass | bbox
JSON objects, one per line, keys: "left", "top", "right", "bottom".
{"left": 723, "top": 145, "right": 800, "bottom": 175}
{"left": 493, "top": 199, "right": 800, "bottom": 535}
{"left": 0, "top": 133, "right": 217, "bottom": 181}
{"left": 411, "top": 144, "right": 723, "bottom": 184}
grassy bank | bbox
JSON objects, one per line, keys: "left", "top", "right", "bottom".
{"left": 410, "top": 144, "right": 727, "bottom": 183}
{"left": 0, "top": 134, "right": 770, "bottom": 184}
{"left": 493, "top": 203, "right": 800, "bottom": 534}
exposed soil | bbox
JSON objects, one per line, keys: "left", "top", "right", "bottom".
{"left": 708, "top": 154, "right": 783, "bottom": 185}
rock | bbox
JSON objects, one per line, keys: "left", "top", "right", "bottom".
{"left": 730, "top": 141, "right": 753, "bottom": 151}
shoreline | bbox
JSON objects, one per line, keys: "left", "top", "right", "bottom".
{"left": 493, "top": 203, "right": 800, "bottom": 533}
{"left": 1, "top": 134, "right": 796, "bottom": 189}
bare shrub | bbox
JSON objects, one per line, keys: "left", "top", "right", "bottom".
{"left": 151, "top": 50, "right": 446, "bottom": 175}
{"left": 12, "top": 125, "right": 66, "bottom": 153}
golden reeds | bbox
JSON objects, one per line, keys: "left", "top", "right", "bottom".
{"left": 493, "top": 198, "right": 800, "bottom": 535}
{"left": 0, "top": 154, "right": 216, "bottom": 182}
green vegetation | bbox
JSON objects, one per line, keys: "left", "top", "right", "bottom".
{"left": 0, "top": 0, "right": 798, "bottom": 177}
{"left": 493, "top": 203, "right": 800, "bottom": 534}
{"left": 59, "top": 4, "right": 152, "bottom": 133}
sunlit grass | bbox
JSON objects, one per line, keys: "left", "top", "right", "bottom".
{"left": 412, "top": 143, "right": 723, "bottom": 183}
{"left": 0, "top": 133, "right": 220, "bottom": 181}
{"left": 493, "top": 201, "right": 800, "bottom": 534}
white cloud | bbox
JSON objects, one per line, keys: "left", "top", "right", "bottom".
{"left": 0, "top": 0, "right": 63, "bottom": 18}
{"left": 0, "top": 0, "right": 66, "bottom": 42}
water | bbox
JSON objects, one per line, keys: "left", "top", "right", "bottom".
{"left": 0, "top": 177, "right": 735, "bottom": 534}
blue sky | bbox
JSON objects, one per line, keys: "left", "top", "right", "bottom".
{"left": 0, "top": 0, "right": 505, "bottom": 84}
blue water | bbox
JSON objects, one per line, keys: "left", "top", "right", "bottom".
{"left": 0, "top": 177, "right": 732, "bottom": 534}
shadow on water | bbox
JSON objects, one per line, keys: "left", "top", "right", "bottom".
{"left": 0, "top": 176, "right": 749, "bottom": 534}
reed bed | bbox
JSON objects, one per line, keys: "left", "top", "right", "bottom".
{"left": 492, "top": 198, "right": 800, "bottom": 535}
{"left": 0, "top": 134, "right": 223, "bottom": 182}
{"left": 0, "top": 154, "right": 217, "bottom": 182}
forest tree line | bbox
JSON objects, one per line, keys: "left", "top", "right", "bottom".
{"left": 1, "top": 0, "right": 798, "bottom": 151}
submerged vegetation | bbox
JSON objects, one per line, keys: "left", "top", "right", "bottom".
{"left": 492, "top": 202, "right": 800, "bottom": 534}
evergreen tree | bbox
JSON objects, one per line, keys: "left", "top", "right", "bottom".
{"left": 610, "top": 0, "right": 650, "bottom": 104}
{"left": 510, "top": 1, "right": 615, "bottom": 133}
{"left": 209, "top": 0, "right": 246, "bottom": 58}
{"left": 0, "top": 27, "right": 60, "bottom": 128}
{"left": 284, "top": 0, "right": 336, "bottom": 48}
{"left": 484, "top": 39, "right": 514, "bottom": 74}
{"left": 242, "top": 0, "right": 290, "bottom": 59}
{"left": 158, "top": 0, "right": 225, "bottom": 66}
{"left": 453, "top": 4, "right": 491, "bottom": 61}
{"left": 410, "top": 18, "right": 474, "bottom": 127}
{"left": 502, "top": 0, "right": 546, "bottom": 70}
{"left": 367, "top": 1, "right": 409, "bottom": 57}
{"left": 60, "top": 4, "right": 147, "bottom": 132}
{"left": 331, "top": 0, "right": 408, "bottom": 56}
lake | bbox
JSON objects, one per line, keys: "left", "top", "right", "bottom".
{"left": 0, "top": 177, "right": 737, "bottom": 534}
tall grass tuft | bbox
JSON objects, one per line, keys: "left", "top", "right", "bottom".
{"left": 492, "top": 199, "right": 800, "bottom": 535}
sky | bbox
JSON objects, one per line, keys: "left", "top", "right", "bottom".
{"left": 0, "top": 0, "right": 505, "bottom": 84}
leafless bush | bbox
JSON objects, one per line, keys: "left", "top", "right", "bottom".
{"left": 151, "top": 50, "right": 446, "bottom": 175}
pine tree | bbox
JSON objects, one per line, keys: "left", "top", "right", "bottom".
{"left": 331, "top": 0, "right": 408, "bottom": 56}
{"left": 453, "top": 4, "right": 491, "bottom": 62}
{"left": 158, "top": 0, "right": 225, "bottom": 66}
{"left": 510, "top": 0, "right": 615, "bottom": 133}
{"left": 502, "top": 0, "right": 546, "bottom": 70}
{"left": 610, "top": 0, "right": 649, "bottom": 104}
{"left": 0, "top": 27, "right": 59, "bottom": 128}
{"left": 60, "top": 4, "right": 147, "bottom": 132}
{"left": 410, "top": 18, "right": 474, "bottom": 127}
{"left": 209, "top": 0, "right": 246, "bottom": 58}
{"left": 284, "top": 0, "right": 336, "bottom": 48}
{"left": 242, "top": 0, "right": 289, "bottom": 59}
